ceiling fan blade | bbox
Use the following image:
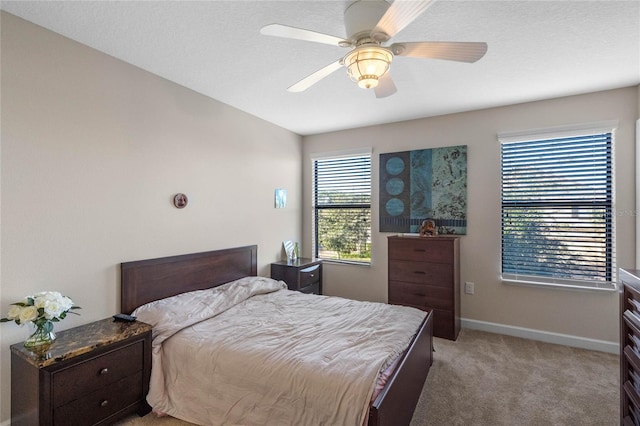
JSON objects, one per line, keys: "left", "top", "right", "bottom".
{"left": 374, "top": 74, "right": 397, "bottom": 98}
{"left": 260, "top": 24, "right": 349, "bottom": 47}
{"left": 372, "top": 0, "right": 436, "bottom": 41}
{"left": 288, "top": 60, "right": 344, "bottom": 92}
{"left": 391, "top": 41, "right": 488, "bottom": 63}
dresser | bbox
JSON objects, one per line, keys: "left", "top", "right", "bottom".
{"left": 10, "top": 317, "right": 152, "bottom": 426}
{"left": 620, "top": 268, "right": 640, "bottom": 425}
{"left": 271, "top": 258, "right": 323, "bottom": 295}
{"left": 388, "top": 235, "right": 460, "bottom": 340}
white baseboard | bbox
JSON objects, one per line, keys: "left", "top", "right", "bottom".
{"left": 461, "top": 318, "right": 619, "bottom": 354}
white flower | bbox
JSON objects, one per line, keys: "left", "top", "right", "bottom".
{"left": 32, "top": 292, "right": 69, "bottom": 319}
{"left": 44, "top": 301, "right": 65, "bottom": 319}
{"left": 34, "top": 291, "right": 61, "bottom": 305}
{"left": 60, "top": 296, "right": 74, "bottom": 311}
{"left": 33, "top": 296, "right": 48, "bottom": 309}
{"left": 1, "top": 291, "right": 80, "bottom": 326}
{"left": 6, "top": 305, "right": 22, "bottom": 320}
{"left": 18, "top": 306, "right": 38, "bottom": 324}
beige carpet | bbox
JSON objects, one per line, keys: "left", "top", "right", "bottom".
{"left": 116, "top": 329, "right": 619, "bottom": 426}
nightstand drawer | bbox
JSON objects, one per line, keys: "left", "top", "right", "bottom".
{"left": 53, "top": 371, "right": 142, "bottom": 425}
{"left": 52, "top": 340, "right": 144, "bottom": 408}
{"left": 300, "top": 282, "right": 320, "bottom": 295}
{"left": 299, "top": 264, "right": 321, "bottom": 287}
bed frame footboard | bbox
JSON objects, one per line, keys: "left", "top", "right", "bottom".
{"left": 368, "top": 310, "right": 433, "bottom": 426}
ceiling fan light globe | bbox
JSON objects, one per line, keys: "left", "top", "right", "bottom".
{"left": 344, "top": 46, "right": 392, "bottom": 89}
{"left": 357, "top": 76, "right": 379, "bottom": 89}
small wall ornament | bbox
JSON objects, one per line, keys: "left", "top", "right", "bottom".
{"left": 173, "top": 193, "right": 188, "bottom": 209}
{"left": 275, "top": 188, "right": 287, "bottom": 208}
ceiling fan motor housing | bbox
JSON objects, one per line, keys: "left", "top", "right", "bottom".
{"left": 344, "top": 0, "right": 390, "bottom": 42}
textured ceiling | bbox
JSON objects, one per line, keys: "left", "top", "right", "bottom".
{"left": 1, "top": 0, "right": 639, "bottom": 135}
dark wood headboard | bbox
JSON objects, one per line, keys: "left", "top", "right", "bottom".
{"left": 120, "top": 245, "right": 258, "bottom": 314}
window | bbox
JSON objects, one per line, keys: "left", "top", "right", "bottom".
{"left": 499, "top": 124, "right": 615, "bottom": 290}
{"left": 313, "top": 152, "right": 371, "bottom": 264}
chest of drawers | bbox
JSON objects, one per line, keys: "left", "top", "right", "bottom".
{"left": 10, "top": 317, "right": 152, "bottom": 426}
{"left": 388, "top": 235, "right": 460, "bottom": 340}
{"left": 271, "top": 258, "right": 323, "bottom": 295}
{"left": 620, "top": 268, "right": 640, "bottom": 425}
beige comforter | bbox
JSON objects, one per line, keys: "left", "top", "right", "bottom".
{"left": 133, "top": 276, "right": 426, "bottom": 426}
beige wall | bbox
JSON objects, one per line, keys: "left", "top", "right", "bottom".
{"left": 303, "top": 86, "right": 639, "bottom": 346}
{"left": 0, "top": 12, "right": 302, "bottom": 422}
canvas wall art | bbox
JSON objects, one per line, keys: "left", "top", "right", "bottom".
{"left": 379, "top": 145, "right": 467, "bottom": 234}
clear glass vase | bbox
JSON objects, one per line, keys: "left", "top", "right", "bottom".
{"left": 24, "top": 321, "right": 56, "bottom": 351}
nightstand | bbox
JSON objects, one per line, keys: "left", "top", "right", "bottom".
{"left": 10, "top": 317, "right": 152, "bottom": 426}
{"left": 271, "top": 258, "right": 323, "bottom": 295}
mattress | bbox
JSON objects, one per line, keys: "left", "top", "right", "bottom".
{"left": 133, "top": 276, "right": 426, "bottom": 426}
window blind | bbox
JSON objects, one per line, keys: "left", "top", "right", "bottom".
{"left": 313, "top": 154, "right": 371, "bottom": 264}
{"left": 500, "top": 131, "right": 614, "bottom": 288}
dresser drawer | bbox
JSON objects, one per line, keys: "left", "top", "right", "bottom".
{"left": 52, "top": 341, "right": 144, "bottom": 408}
{"left": 389, "top": 281, "right": 453, "bottom": 310}
{"left": 385, "top": 303, "right": 456, "bottom": 340}
{"left": 299, "top": 264, "right": 321, "bottom": 287}
{"left": 431, "top": 309, "right": 457, "bottom": 340}
{"left": 625, "top": 357, "right": 640, "bottom": 398}
{"left": 389, "top": 260, "right": 452, "bottom": 286}
{"left": 388, "top": 238, "right": 454, "bottom": 263}
{"left": 53, "top": 371, "right": 142, "bottom": 426}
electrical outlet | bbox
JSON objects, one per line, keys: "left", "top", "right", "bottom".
{"left": 465, "top": 281, "right": 475, "bottom": 295}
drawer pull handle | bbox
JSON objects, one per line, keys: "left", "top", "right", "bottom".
{"left": 309, "top": 273, "right": 315, "bottom": 278}
{"left": 414, "top": 271, "right": 426, "bottom": 275}
{"left": 100, "top": 400, "right": 108, "bottom": 407}
{"left": 100, "top": 368, "right": 109, "bottom": 375}
{"left": 414, "top": 249, "right": 426, "bottom": 252}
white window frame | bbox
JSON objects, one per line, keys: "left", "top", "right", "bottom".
{"left": 498, "top": 121, "right": 617, "bottom": 291}
{"left": 311, "top": 148, "right": 372, "bottom": 266}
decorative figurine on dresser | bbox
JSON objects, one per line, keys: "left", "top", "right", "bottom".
{"left": 388, "top": 235, "right": 460, "bottom": 340}
{"left": 271, "top": 258, "right": 323, "bottom": 295}
{"left": 9, "top": 317, "right": 152, "bottom": 425}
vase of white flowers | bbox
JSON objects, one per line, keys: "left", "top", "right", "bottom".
{"left": 24, "top": 321, "right": 58, "bottom": 349}
{"left": 1, "top": 291, "right": 81, "bottom": 350}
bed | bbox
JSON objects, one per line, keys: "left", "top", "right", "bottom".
{"left": 121, "top": 245, "right": 433, "bottom": 426}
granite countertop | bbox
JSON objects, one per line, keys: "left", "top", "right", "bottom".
{"left": 10, "top": 317, "right": 152, "bottom": 368}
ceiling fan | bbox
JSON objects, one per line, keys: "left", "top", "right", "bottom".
{"left": 260, "top": 0, "right": 488, "bottom": 98}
